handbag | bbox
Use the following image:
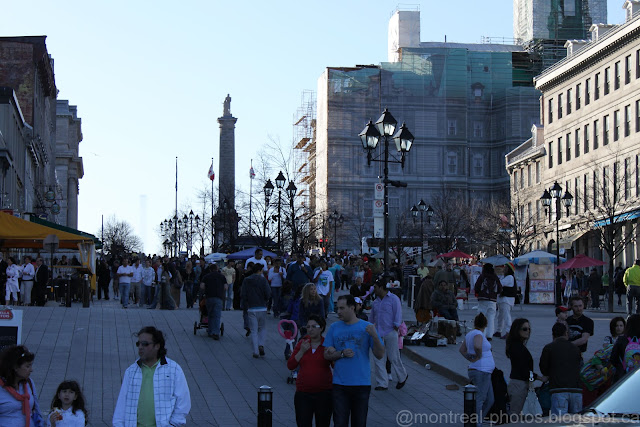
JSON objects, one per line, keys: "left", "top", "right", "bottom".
{"left": 522, "top": 386, "right": 543, "bottom": 416}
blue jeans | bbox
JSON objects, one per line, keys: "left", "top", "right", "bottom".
{"left": 271, "top": 286, "right": 282, "bottom": 315}
{"left": 332, "top": 384, "right": 370, "bottom": 427}
{"left": 141, "top": 285, "right": 153, "bottom": 306}
{"left": 206, "top": 297, "right": 223, "bottom": 336}
{"left": 119, "top": 282, "right": 130, "bottom": 307}
{"left": 225, "top": 283, "right": 234, "bottom": 310}
{"left": 550, "top": 392, "right": 582, "bottom": 416}
{"left": 468, "top": 369, "right": 494, "bottom": 424}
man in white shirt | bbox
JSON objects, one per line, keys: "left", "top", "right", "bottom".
{"left": 221, "top": 260, "right": 236, "bottom": 310}
{"left": 314, "top": 261, "right": 334, "bottom": 317}
{"left": 267, "top": 258, "right": 285, "bottom": 317}
{"left": 131, "top": 258, "right": 144, "bottom": 306}
{"left": 141, "top": 260, "right": 155, "bottom": 307}
{"left": 245, "top": 249, "right": 268, "bottom": 273}
{"left": 20, "top": 256, "right": 35, "bottom": 306}
{"left": 117, "top": 257, "right": 134, "bottom": 309}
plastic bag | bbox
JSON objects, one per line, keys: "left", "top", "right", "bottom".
{"left": 522, "top": 388, "right": 542, "bottom": 416}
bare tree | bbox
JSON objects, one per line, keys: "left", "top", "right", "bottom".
{"left": 578, "top": 151, "right": 638, "bottom": 312}
{"left": 476, "top": 196, "right": 540, "bottom": 258}
{"left": 101, "top": 216, "right": 142, "bottom": 257}
{"left": 428, "top": 188, "right": 476, "bottom": 255}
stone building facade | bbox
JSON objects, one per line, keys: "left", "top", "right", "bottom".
{"left": 55, "top": 100, "right": 84, "bottom": 228}
{"left": 311, "top": 10, "right": 542, "bottom": 252}
{"left": 507, "top": 0, "right": 640, "bottom": 265}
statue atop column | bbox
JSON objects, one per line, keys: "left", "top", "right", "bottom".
{"left": 223, "top": 94, "right": 231, "bottom": 117}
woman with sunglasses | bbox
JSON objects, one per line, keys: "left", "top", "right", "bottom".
{"left": 287, "top": 314, "right": 332, "bottom": 427}
{"left": 0, "top": 344, "right": 44, "bottom": 426}
{"left": 505, "top": 318, "right": 545, "bottom": 416}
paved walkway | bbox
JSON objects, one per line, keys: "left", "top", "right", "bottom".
{"left": 18, "top": 299, "right": 462, "bottom": 426}
{"left": 399, "top": 295, "right": 629, "bottom": 386}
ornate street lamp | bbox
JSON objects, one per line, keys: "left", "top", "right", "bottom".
{"left": 263, "top": 179, "right": 274, "bottom": 248}
{"left": 359, "top": 108, "right": 414, "bottom": 278}
{"left": 540, "top": 181, "right": 573, "bottom": 306}
{"left": 328, "top": 210, "right": 344, "bottom": 256}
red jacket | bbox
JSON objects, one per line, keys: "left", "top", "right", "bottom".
{"left": 287, "top": 336, "right": 333, "bottom": 392}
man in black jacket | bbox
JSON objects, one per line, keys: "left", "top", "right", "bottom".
{"left": 200, "top": 264, "right": 227, "bottom": 340}
{"left": 33, "top": 257, "right": 49, "bottom": 306}
{"left": 540, "top": 322, "right": 583, "bottom": 416}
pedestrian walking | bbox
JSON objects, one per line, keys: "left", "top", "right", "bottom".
{"left": 20, "top": 256, "right": 35, "bottom": 306}
{"left": 371, "top": 280, "right": 408, "bottom": 391}
{"left": 47, "top": 380, "right": 87, "bottom": 426}
{"left": 116, "top": 257, "right": 134, "bottom": 309}
{"left": 221, "top": 260, "right": 236, "bottom": 310}
{"left": 313, "top": 261, "right": 334, "bottom": 317}
{"left": 140, "top": 260, "right": 155, "bottom": 307}
{"left": 505, "top": 318, "right": 544, "bottom": 416}
{"left": 459, "top": 313, "right": 495, "bottom": 426}
{"left": 624, "top": 259, "right": 640, "bottom": 314}
{"left": 287, "top": 315, "right": 333, "bottom": 427}
{"left": 474, "top": 263, "right": 502, "bottom": 340}
{"left": 34, "top": 257, "right": 49, "bottom": 306}
{"left": 587, "top": 268, "right": 602, "bottom": 309}
{"left": 130, "top": 258, "right": 143, "bottom": 306}
{"left": 495, "top": 267, "right": 516, "bottom": 339}
{"left": 540, "top": 322, "right": 583, "bottom": 416}
{"left": 96, "top": 259, "right": 110, "bottom": 301}
{"left": 241, "top": 263, "right": 271, "bottom": 358}
{"left": 323, "top": 294, "right": 385, "bottom": 427}
{"left": 0, "top": 344, "right": 44, "bottom": 426}
{"left": 113, "top": 326, "right": 190, "bottom": 426}
{"left": 298, "top": 283, "right": 325, "bottom": 335}
{"left": 200, "top": 264, "right": 226, "bottom": 340}
{"left": 268, "top": 259, "right": 285, "bottom": 317}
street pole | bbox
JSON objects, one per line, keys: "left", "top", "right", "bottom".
{"left": 277, "top": 189, "right": 282, "bottom": 254}
{"left": 383, "top": 132, "right": 390, "bottom": 277}
{"left": 555, "top": 197, "right": 561, "bottom": 307}
{"left": 420, "top": 211, "right": 424, "bottom": 262}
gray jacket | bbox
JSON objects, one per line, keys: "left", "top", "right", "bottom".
{"left": 241, "top": 274, "right": 271, "bottom": 309}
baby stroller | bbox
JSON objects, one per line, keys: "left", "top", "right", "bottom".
{"left": 194, "top": 297, "right": 224, "bottom": 336}
{"left": 278, "top": 319, "right": 298, "bottom": 384}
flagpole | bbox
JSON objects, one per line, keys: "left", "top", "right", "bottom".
{"left": 215, "top": 159, "right": 218, "bottom": 256}
{"left": 249, "top": 159, "right": 253, "bottom": 240}
{"left": 175, "top": 156, "right": 178, "bottom": 258}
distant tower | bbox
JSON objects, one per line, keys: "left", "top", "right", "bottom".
{"left": 513, "top": 0, "right": 607, "bottom": 44}
{"left": 214, "top": 95, "right": 239, "bottom": 251}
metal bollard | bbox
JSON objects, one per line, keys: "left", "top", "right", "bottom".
{"left": 463, "top": 384, "right": 477, "bottom": 427}
{"left": 82, "top": 274, "right": 90, "bottom": 308}
{"left": 257, "top": 385, "right": 273, "bottom": 427}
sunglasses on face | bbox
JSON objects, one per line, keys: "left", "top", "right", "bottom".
{"left": 520, "top": 327, "right": 530, "bottom": 332}
{"left": 136, "top": 341, "right": 153, "bottom": 347}
{"left": 306, "top": 324, "right": 321, "bottom": 329}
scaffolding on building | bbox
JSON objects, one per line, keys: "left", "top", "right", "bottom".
{"left": 292, "top": 89, "right": 316, "bottom": 215}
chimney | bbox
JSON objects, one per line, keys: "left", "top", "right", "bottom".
{"left": 589, "top": 24, "right": 616, "bottom": 42}
{"left": 388, "top": 10, "right": 420, "bottom": 62}
{"left": 531, "top": 124, "right": 544, "bottom": 147}
{"left": 564, "top": 40, "right": 588, "bottom": 57}
{"left": 624, "top": 0, "right": 640, "bottom": 22}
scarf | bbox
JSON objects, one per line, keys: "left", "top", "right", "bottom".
{"left": 0, "top": 377, "right": 32, "bottom": 427}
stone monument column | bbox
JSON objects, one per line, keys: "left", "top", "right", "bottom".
{"left": 215, "top": 95, "right": 239, "bottom": 250}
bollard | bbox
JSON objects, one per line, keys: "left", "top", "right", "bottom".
{"left": 65, "top": 274, "right": 72, "bottom": 307}
{"left": 82, "top": 274, "right": 90, "bottom": 308}
{"left": 463, "top": 384, "right": 477, "bottom": 427}
{"left": 257, "top": 385, "right": 273, "bottom": 427}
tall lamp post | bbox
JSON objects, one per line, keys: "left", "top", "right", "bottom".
{"left": 411, "top": 200, "right": 434, "bottom": 262}
{"left": 263, "top": 179, "right": 274, "bottom": 248}
{"left": 540, "top": 181, "right": 573, "bottom": 306}
{"left": 328, "top": 210, "right": 344, "bottom": 256}
{"left": 359, "top": 108, "right": 414, "bottom": 278}
{"left": 287, "top": 180, "right": 298, "bottom": 253}
{"left": 274, "top": 171, "right": 286, "bottom": 254}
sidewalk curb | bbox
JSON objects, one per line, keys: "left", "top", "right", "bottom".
{"left": 402, "top": 345, "right": 469, "bottom": 386}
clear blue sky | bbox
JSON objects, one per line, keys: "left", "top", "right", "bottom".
{"left": 2, "top": 1, "right": 627, "bottom": 253}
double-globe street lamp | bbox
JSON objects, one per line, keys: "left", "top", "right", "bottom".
{"left": 183, "top": 210, "right": 200, "bottom": 257}
{"left": 359, "top": 108, "right": 414, "bottom": 278}
{"left": 160, "top": 216, "right": 178, "bottom": 257}
{"left": 328, "top": 210, "right": 344, "bottom": 256}
{"left": 540, "top": 181, "right": 573, "bottom": 306}
{"left": 264, "top": 171, "right": 297, "bottom": 254}
{"left": 410, "top": 199, "right": 433, "bottom": 262}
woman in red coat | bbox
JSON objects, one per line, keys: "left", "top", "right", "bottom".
{"left": 287, "top": 314, "right": 333, "bottom": 427}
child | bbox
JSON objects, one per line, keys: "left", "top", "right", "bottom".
{"left": 47, "top": 380, "right": 87, "bottom": 426}
{"left": 555, "top": 306, "right": 569, "bottom": 328}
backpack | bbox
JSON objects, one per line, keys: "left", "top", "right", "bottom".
{"left": 580, "top": 344, "right": 615, "bottom": 391}
{"left": 623, "top": 336, "right": 640, "bottom": 373}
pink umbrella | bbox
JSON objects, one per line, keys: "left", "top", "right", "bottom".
{"left": 556, "top": 254, "right": 606, "bottom": 269}
{"left": 437, "top": 249, "right": 473, "bottom": 259}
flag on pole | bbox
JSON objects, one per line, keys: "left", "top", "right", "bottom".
{"left": 208, "top": 164, "right": 215, "bottom": 181}
{"left": 249, "top": 167, "right": 255, "bottom": 179}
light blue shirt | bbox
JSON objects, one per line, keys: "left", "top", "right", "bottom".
{"left": 324, "top": 320, "right": 376, "bottom": 386}
{"left": 370, "top": 291, "right": 402, "bottom": 337}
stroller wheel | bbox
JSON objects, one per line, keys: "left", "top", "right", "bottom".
{"left": 193, "top": 321, "right": 197, "bottom": 335}
{"left": 220, "top": 322, "right": 224, "bottom": 337}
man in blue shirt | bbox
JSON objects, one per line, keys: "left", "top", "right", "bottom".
{"left": 286, "top": 253, "right": 313, "bottom": 293}
{"left": 371, "top": 280, "right": 408, "bottom": 391}
{"left": 324, "top": 294, "right": 385, "bottom": 427}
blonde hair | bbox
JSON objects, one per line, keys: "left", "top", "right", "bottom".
{"left": 302, "top": 283, "right": 320, "bottom": 307}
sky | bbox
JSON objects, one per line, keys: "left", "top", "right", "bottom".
{"left": 2, "top": 0, "right": 627, "bottom": 254}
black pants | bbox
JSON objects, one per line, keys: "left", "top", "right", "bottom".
{"left": 295, "top": 390, "right": 332, "bottom": 427}
{"left": 97, "top": 280, "right": 109, "bottom": 300}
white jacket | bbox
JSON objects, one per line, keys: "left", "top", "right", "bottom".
{"left": 112, "top": 357, "right": 190, "bottom": 427}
